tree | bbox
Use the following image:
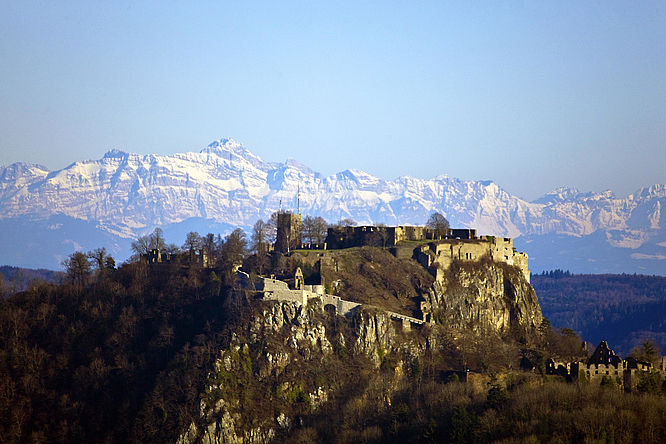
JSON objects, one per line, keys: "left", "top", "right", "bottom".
{"left": 87, "top": 248, "right": 109, "bottom": 271}
{"left": 220, "top": 229, "right": 247, "bottom": 267}
{"left": 131, "top": 228, "right": 168, "bottom": 257}
{"left": 87, "top": 248, "right": 114, "bottom": 278}
{"left": 150, "top": 227, "right": 166, "bottom": 250}
{"left": 63, "top": 251, "right": 91, "bottom": 287}
{"left": 183, "top": 232, "right": 203, "bottom": 253}
{"left": 251, "top": 219, "right": 271, "bottom": 254}
{"left": 104, "top": 256, "right": 116, "bottom": 270}
{"left": 302, "top": 216, "right": 328, "bottom": 244}
{"left": 426, "top": 212, "right": 450, "bottom": 238}
{"left": 336, "top": 218, "right": 356, "bottom": 228}
{"left": 629, "top": 340, "right": 661, "bottom": 365}
{"left": 203, "top": 233, "right": 216, "bottom": 258}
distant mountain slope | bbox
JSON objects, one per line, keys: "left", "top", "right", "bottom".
{"left": 1, "top": 138, "right": 664, "bottom": 271}
{"left": 0, "top": 265, "right": 63, "bottom": 297}
{"left": 532, "top": 272, "right": 666, "bottom": 356}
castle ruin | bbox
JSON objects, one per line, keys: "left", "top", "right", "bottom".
{"left": 322, "top": 223, "right": 530, "bottom": 283}
{"left": 546, "top": 341, "right": 666, "bottom": 391}
{"left": 275, "top": 212, "right": 302, "bottom": 254}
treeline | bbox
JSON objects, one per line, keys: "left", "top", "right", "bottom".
{"left": 286, "top": 374, "right": 666, "bottom": 443}
{"left": 532, "top": 272, "right": 666, "bottom": 355}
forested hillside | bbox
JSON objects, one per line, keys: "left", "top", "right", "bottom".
{"left": 2, "top": 244, "right": 665, "bottom": 443}
{"left": 532, "top": 271, "right": 666, "bottom": 355}
{"left": 0, "top": 266, "right": 63, "bottom": 297}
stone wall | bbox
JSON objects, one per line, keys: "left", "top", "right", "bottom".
{"left": 254, "top": 275, "right": 426, "bottom": 328}
{"left": 416, "top": 238, "right": 530, "bottom": 283}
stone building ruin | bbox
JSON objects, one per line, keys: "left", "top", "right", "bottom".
{"left": 546, "top": 341, "right": 666, "bottom": 391}
{"left": 275, "top": 212, "right": 302, "bottom": 254}
{"left": 238, "top": 269, "right": 427, "bottom": 331}
{"left": 322, "top": 222, "right": 530, "bottom": 283}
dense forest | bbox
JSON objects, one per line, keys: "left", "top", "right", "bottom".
{"left": 532, "top": 271, "right": 666, "bottom": 355}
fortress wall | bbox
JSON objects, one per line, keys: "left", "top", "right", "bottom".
{"left": 264, "top": 290, "right": 307, "bottom": 306}
{"left": 513, "top": 252, "right": 530, "bottom": 283}
{"left": 260, "top": 278, "right": 290, "bottom": 292}
{"left": 488, "top": 237, "right": 514, "bottom": 262}
{"left": 415, "top": 239, "right": 530, "bottom": 284}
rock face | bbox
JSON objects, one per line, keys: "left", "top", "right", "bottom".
{"left": 178, "top": 299, "right": 341, "bottom": 444}
{"left": 178, "top": 259, "right": 541, "bottom": 443}
{"left": 427, "top": 262, "right": 542, "bottom": 335}
{"left": 177, "top": 295, "right": 419, "bottom": 444}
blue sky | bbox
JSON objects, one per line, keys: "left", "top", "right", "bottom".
{"left": 1, "top": 1, "right": 664, "bottom": 200}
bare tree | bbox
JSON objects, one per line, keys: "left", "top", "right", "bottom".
{"left": 220, "top": 229, "right": 247, "bottom": 267}
{"left": 426, "top": 212, "right": 450, "bottom": 238}
{"left": 302, "top": 216, "right": 316, "bottom": 244}
{"left": 203, "top": 233, "right": 216, "bottom": 258}
{"left": 87, "top": 248, "right": 107, "bottom": 271}
{"left": 251, "top": 219, "right": 272, "bottom": 254}
{"left": 63, "top": 251, "right": 91, "bottom": 287}
{"left": 302, "top": 216, "right": 329, "bottom": 244}
{"left": 87, "top": 247, "right": 115, "bottom": 277}
{"left": 336, "top": 218, "right": 356, "bottom": 228}
{"left": 131, "top": 228, "right": 168, "bottom": 257}
{"left": 312, "top": 216, "right": 328, "bottom": 243}
{"left": 131, "top": 235, "right": 151, "bottom": 257}
{"left": 183, "top": 232, "right": 203, "bottom": 253}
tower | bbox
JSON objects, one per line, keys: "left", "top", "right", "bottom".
{"left": 275, "top": 212, "right": 302, "bottom": 254}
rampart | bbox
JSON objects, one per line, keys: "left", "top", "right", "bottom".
{"left": 247, "top": 272, "right": 425, "bottom": 329}
{"left": 325, "top": 225, "right": 451, "bottom": 250}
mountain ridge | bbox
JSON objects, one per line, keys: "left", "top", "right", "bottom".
{"left": 0, "top": 138, "right": 664, "bottom": 273}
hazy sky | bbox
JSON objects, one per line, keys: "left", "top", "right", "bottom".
{"left": 1, "top": 1, "right": 664, "bottom": 201}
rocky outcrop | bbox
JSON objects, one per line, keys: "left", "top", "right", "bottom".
{"left": 426, "top": 261, "right": 542, "bottom": 335}
{"left": 178, "top": 259, "right": 543, "bottom": 443}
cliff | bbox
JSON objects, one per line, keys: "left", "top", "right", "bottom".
{"left": 178, "top": 251, "right": 543, "bottom": 443}
{"left": 427, "top": 259, "right": 542, "bottom": 335}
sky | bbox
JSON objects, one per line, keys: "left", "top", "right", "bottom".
{"left": 1, "top": 1, "right": 664, "bottom": 201}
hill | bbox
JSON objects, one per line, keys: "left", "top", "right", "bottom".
{"left": 532, "top": 272, "right": 666, "bottom": 355}
{"left": 1, "top": 243, "right": 664, "bottom": 443}
{"left": 0, "top": 265, "right": 64, "bottom": 298}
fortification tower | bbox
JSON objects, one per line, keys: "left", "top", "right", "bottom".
{"left": 275, "top": 212, "right": 302, "bottom": 253}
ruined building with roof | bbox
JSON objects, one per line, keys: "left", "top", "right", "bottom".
{"left": 546, "top": 341, "right": 666, "bottom": 391}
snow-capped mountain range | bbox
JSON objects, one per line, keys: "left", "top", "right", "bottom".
{"left": 1, "top": 138, "right": 664, "bottom": 274}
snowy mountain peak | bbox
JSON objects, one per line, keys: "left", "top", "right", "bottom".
{"left": 204, "top": 138, "right": 243, "bottom": 151}
{"left": 200, "top": 138, "right": 274, "bottom": 171}
{"left": 103, "top": 149, "right": 129, "bottom": 159}
{"left": 533, "top": 187, "right": 581, "bottom": 204}
{"left": 283, "top": 158, "right": 314, "bottom": 174}
{"left": 201, "top": 138, "right": 253, "bottom": 158}
{"left": 632, "top": 184, "right": 666, "bottom": 200}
